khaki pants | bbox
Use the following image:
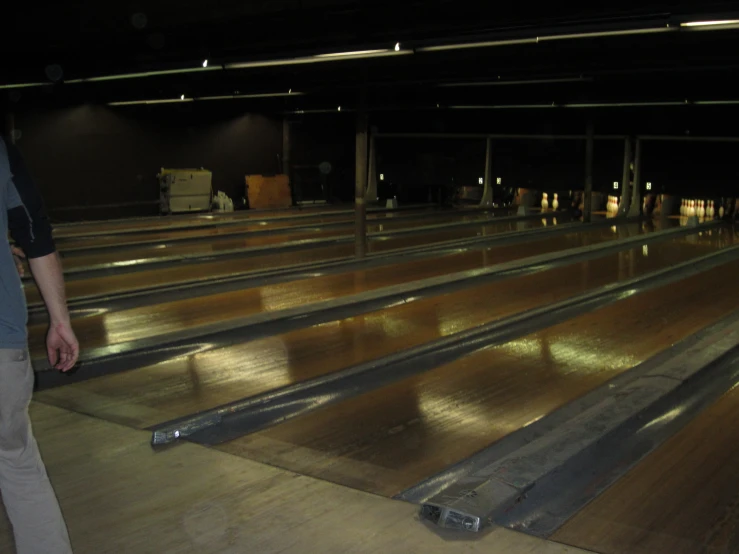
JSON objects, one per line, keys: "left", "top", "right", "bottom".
{"left": 0, "top": 349, "right": 72, "bottom": 554}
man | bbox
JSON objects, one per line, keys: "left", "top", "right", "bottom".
{"left": 1, "top": 135, "right": 78, "bottom": 553}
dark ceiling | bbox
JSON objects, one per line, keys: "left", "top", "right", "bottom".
{"left": 5, "top": 0, "right": 739, "bottom": 111}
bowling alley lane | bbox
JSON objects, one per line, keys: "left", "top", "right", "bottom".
{"left": 51, "top": 204, "right": 376, "bottom": 239}
{"left": 552, "top": 382, "right": 739, "bottom": 554}
{"left": 34, "top": 228, "right": 735, "bottom": 434}
{"left": 211, "top": 256, "right": 739, "bottom": 497}
{"left": 27, "top": 220, "right": 643, "bottom": 356}
{"left": 55, "top": 207, "right": 481, "bottom": 251}
{"left": 55, "top": 210, "right": 503, "bottom": 265}
{"left": 24, "top": 216, "right": 546, "bottom": 305}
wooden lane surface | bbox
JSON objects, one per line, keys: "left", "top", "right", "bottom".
{"left": 26, "top": 222, "right": 640, "bottom": 358}
{"left": 34, "top": 229, "right": 729, "bottom": 433}
{"left": 0, "top": 403, "right": 589, "bottom": 554}
{"left": 552, "top": 383, "right": 739, "bottom": 554}
{"left": 51, "top": 204, "right": 365, "bottom": 238}
{"left": 55, "top": 208, "right": 476, "bottom": 251}
{"left": 211, "top": 257, "right": 739, "bottom": 497}
{"left": 54, "top": 211, "right": 511, "bottom": 269}
{"left": 23, "top": 217, "right": 545, "bottom": 305}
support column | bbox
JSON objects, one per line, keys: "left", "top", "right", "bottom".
{"left": 628, "top": 138, "right": 643, "bottom": 218}
{"left": 365, "top": 134, "right": 378, "bottom": 203}
{"left": 480, "top": 137, "right": 493, "bottom": 206}
{"left": 355, "top": 90, "right": 368, "bottom": 259}
{"left": 282, "top": 117, "right": 292, "bottom": 204}
{"left": 618, "top": 136, "right": 633, "bottom": 217}
{"left": 583, "top": 121, "right": 594, "bottom": 223}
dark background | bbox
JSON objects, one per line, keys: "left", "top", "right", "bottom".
{"left": 4, "top": 1, "right": 739, "bottom": 219}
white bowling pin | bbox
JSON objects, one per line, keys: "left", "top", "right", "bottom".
{"left": 608, "top": 196, "right": 613, "bottom": 212}
{"left": 707, "top": 200, "right": 714, "bottom": 218}
{"left": 699, "top": 200, "right": 705, "bottom": 218}
{"left": 680, "top": 199, "right": 686, "bottom": 216}
{"left": 541, "top": 193, "right": 549, "bottom": 210}
{"left": 719, "top": 203, "right": 725, "bottom": 218}
{"left": 689, "top": 200, "right": 696, "bottom": 217}
{"left": 552, "top": 193, "right": 559, "bottom": 210}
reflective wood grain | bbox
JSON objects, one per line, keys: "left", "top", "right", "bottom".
{"left": 35, "top": 230, "right": 732, "bottom": 440}
{"left": 212, "top": 256, "right": 739, "bottom": 497}
{"left": 27, "top": 222, "right": 641, "bottom": 357}
{"left": 553, "top": 383, "right": 739, "bottom": 554}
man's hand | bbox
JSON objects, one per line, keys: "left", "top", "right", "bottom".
{"left": 46, "top": 321, "right": 79, "bottom": 372}
{"left": 10, "top": 245, "right": 25, "bottom": 277}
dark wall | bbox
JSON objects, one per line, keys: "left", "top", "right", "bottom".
{"left": 289, "top": 113, "right": 356, "bottom": 203}
{"left": 14, "top": 104, "right": 282, "bottom": 220}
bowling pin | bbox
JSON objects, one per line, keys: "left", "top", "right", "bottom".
{"left": 608, "top": 196, "right": 613, "bottom": 212}
{"left": 541, "top": 193, "right": 549, "bottom": 210}
{"left": 719, "top": 202, "right": 725, "bottom": 218}
{"left": 699, "top": 200, "right": 705, "bottom": 218}
{"left": 707, "top": 200, "right": 713, "bottom": 218}
{"left": 552, "top": 193, "right": 559, "bottom": 210}
{"left": 680, "top": 199, "right": 686, "bottom": 216}
{"left": 689, "top": 199, "right": 696, "bottom": 217}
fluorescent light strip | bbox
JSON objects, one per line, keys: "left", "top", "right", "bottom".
{"left": 439, "top": 77, "right": 591, "bottom": 87}
{"left": 450, "top": 104, "right": 554, "bottom": 109}
{"left": 197, "top": 92, "right": 304, "bottom": 100}
{"left": 680, "top": 20, "right": 739, "bottom": 27}
{"left": 418, "top": 25, "right": 677, "bottom": 52}
{"left": 108, "top": 98, "right": 194, "bottom": 106}
{"left": 693, "top": 100, "right": 739, "bottom": 105}
{"left": 226, "top": 49, "right": 412, "bottom": 69}
{"left": 0, "top": 82, "right": 50, "bottom": 90}
{"left": 314, "top": 49, "right": 389, "bottom": 58}
{"left": 66, "top": 65, "right": 221, "bottom": 84}
{"left": 450, "top": 100, "right": 728, "bottom": 109}
{"left": 288, "top": 108, "right": 355, "bottom": 114}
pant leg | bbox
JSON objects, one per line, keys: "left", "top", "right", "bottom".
{"left": 0, "top": 348, "right": 72, "bottom": 554}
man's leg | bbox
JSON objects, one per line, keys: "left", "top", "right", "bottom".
{"left": 0, "top": 349, "right": 72, "bottom": 554}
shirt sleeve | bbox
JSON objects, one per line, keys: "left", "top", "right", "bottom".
{"left": 5, "top": 142, "right": 56, "bottom": 259}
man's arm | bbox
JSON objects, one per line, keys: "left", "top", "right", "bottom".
{"left": 5, "top": 142, "right": 78, "bottom": 371}
{"left": 28, "top": 253, "right": 78, "bottom": 371}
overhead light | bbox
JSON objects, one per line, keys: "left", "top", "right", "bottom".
{"left": 180, "top": 94, "right": 185, "bottom": 100}
{"left": 196, "top": 92, "right": 304, "bottom": 101}
{"left": 394, "top": 42, "right": 401, "bottom": 51}
{"left": 65, "top": 65, "right": 221, "bottom": 83}
{"left": 315, "top": 49, "right": 388, "bottom": 58}
{"left": 288, "top": 88, "right": 292, "bottom": 94}
{"left": 478, "top": 177, "right": 484, "bottom": 185}
{"left": 337, "top": 106, "right": 342, "bottom": 111}
{"left": 380, "top": 174, "right": 385, "bottom": 181}
{"left": 613, "top": 181, "right": 619, "bottom": 189}
{"left": 417, "top": 26, "right": 674, "bottom": 52}
{"left": 646, "top": 182, "right": 653, "bottom": 190}
{"left": 439, "top": 76, "right": 592, "bottom": 87}
{"left": 680, "top": 20, "right": 739, "bottom": 27}
{"left": 449, "top": 100, "right": 698, "bottom": 109}
{"left": 203, "top": 59, "right": 208, "bottom": 68}
{"left": 0, "top": 82, "right": 50, "bottom": 90}
{"left": 226, "top": 48, "right": 412, "bottom": 69}
{"left": 108, "top": 98, "right": 195, "bottom": 106}
{"left": 449, "top": 104, "right": 554, "bottom": 109}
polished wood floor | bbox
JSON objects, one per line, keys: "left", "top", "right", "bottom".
{"left": 24, "top": 217, "right": 544, "bottom": 306}
{"left": 35, "top": 231, "right": 732, "bottom": 435}
{"left": 55, "top": 209, "right": 480, "bottom": 251}
{"left": 27, "top": 222, "right": 650, "bottom": 358}
{"left": 51, "top": 204, "right": 363, "bottom": 238}
{"left": 54, "top": 212, "right": 497, "bottom": 268}
{"left": 213, "top": 257, "right": 739, "bottom": 497}
{"left": 552, "top": 383, "right": 739, "bottom": 554}
{"left": 0, "top": 402, "right": 588, "bottom": 554}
